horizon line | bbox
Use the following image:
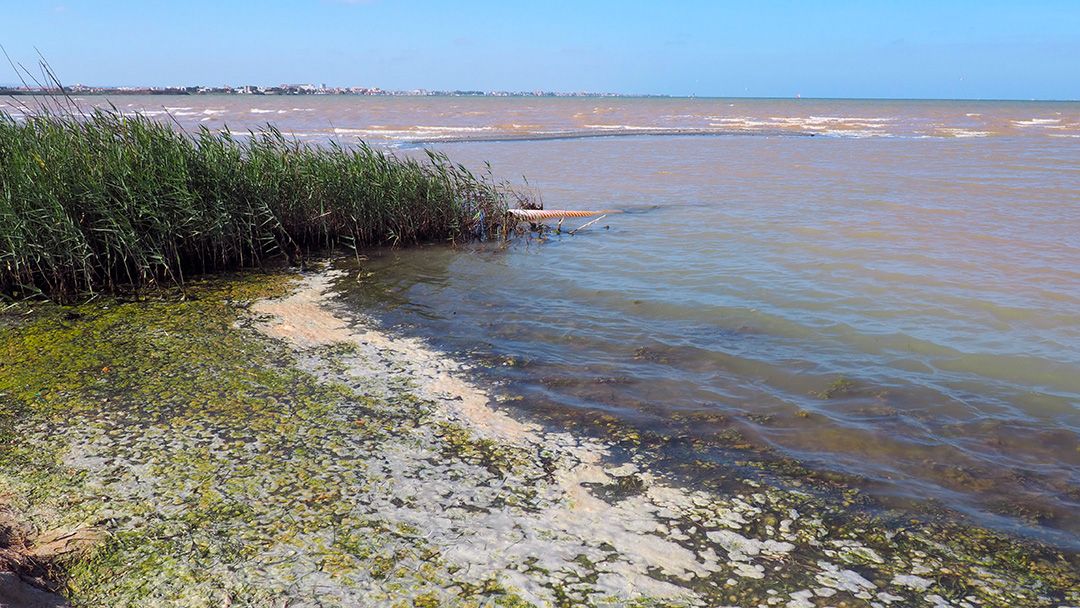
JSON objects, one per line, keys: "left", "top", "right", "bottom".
{"left": 2, "top": 85, "right": 1077, "bottom": 104}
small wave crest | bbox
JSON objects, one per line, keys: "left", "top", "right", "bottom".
{"left": 1013, "top": 118, "right": 1061, "bottom": 127}
{"left": 936, "top": 128, "right": 992, "bottom": 138}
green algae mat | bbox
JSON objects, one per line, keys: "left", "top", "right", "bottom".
{"left": 1, "top": 270, "right": 1077, "bottom": 608}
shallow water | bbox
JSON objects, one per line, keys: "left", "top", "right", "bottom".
{"left": 339, "top": 133, "right": 1080, "bottom": 545}
{"left": 30, "top": 95, "right": 1080, "bottom": 548}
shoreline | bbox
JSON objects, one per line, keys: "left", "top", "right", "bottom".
{"left": 1, "top": 267, "right": 1078, "bottom": 606}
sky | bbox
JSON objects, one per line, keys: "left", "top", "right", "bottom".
{"left": 3, "top": 0, "right": 1079, "bottom": 99}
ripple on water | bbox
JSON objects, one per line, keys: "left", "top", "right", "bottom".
{"left": 334, "top": 126, "right": 1079, "bottom": 548}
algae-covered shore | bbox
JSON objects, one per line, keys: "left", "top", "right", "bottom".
{"left": 1, "top": 266, "right": 1077, "bottom": 607}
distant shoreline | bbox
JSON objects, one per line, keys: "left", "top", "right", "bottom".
{"left": 0, "top": 85, "right": 660, "bottom": 98}
{"left": 3, "top": 87, "right": 1078, "bottom": 103}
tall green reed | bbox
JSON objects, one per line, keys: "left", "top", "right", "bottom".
{"left": 0, "top": 104, "right": 513, "bottom": 300}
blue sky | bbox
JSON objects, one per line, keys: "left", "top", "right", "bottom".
{"left": 3, "top": 0, "right": 1079, "bottom": 99}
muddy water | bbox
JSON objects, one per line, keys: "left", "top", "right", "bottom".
{"left": 25, "top": 95, "right": 1080, "bottom": 548}
{"left": 10, "top": 95, "right": 1078, "bottom": 141}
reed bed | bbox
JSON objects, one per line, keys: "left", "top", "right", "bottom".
{"left": 0, "top": 104, "right": 513, "bottom": 299}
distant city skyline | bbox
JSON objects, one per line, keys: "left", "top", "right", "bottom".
{"left": 0, "top": 82, "right": 643, "bottom": 97}
{"left": 3, "top": 0, "right": 1079, "bottom": 100}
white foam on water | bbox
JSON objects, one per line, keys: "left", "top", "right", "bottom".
{"left": 584, "top": 124, "right": 666, "bottom": 131}
{"left": 332, "top": 127, "right": 416, "bottom": 139}
{"left": 936, "top": 128, "right": 991, "bottom": 138}
{"left": 805, "top": 116, "right": 894, "bottom": 123}
{"left": 774, "top": 116, "right": 893, "bottom": 130}
{"left": 708, "top": 118, "right": 775, "bottom": 128}
{"left": 819, "top": 128, "right": 895, "bottom": 138}
{"left": 216, "top": 128, "right": 271, "bottom": 137}
{"left": 704, "top": 116, "right": 894, "bottom": 133}
{"left": 250, "top": 108, "right": 275, "bottom": 114}
{"left": 1013, "top": 118, "right": 1061, "bottom": 127}
{"left": 413, "top": 125, "right": 494, "bottom": 132}
{"left": 333, "top": 125, "right": 495, "bottom": 139}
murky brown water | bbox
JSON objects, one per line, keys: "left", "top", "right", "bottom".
{"left": 20, "top": 95, "right": 1079, "bottom": 548}
{"left": 10, "top": 94, "right": 1078, "bottom": 141}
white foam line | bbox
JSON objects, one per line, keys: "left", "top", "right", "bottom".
{"left": 937, "top": 128, "right": 992, "bottom": 138}
{"left": 583, "top": 124, "right": 666, "bottom": 131}
{"left": 1013, "top": 118, "right": 1061, "bottom": 127}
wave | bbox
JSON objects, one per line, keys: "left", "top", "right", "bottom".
{"left": 704, "top": 116, "right": 896, "bottom": 134}
{"left": 583, "top": 124, "right": 667, "bottom": 131}
{"left": 807, "top": 115, "right": 894, "bottom": 123}
{"left": 332, "top": 128, "right": 397, "bottom": 137}
{"left": 819, "top": 129, "right": 896, "bottom": 138}
{"left": 402, "top": 127, "right": 818, "bottom": 144}
{"left": 936, "top": 128, "right": 992, "bottom": 138}
{"left": 413, "top": 125, "right": 494, "bottom": 132}
{"left": 708, "top": 118, "right": 776, "bottom": 128}
{"left": 496, "top": 123, "right": 543, "bottom": 130}
{"left": 1013, "top": 118, "right": 1061, "bottom": 127}
{"left": 331, "top": 125, "right": 499, "bottom": 140}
